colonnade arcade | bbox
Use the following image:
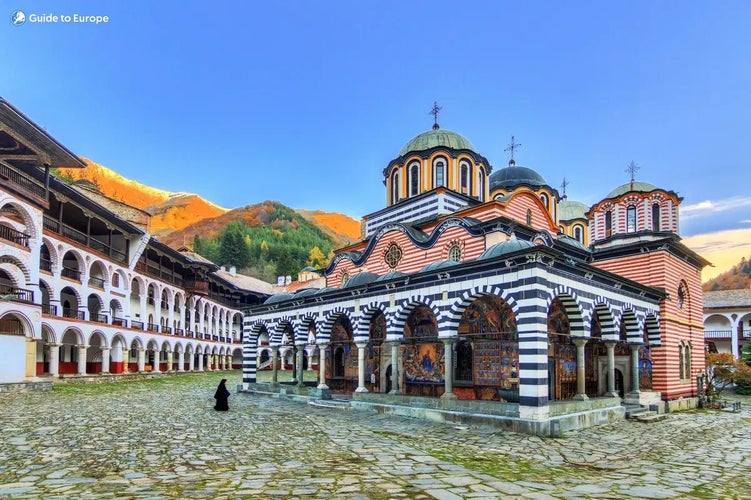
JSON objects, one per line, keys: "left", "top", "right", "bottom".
{"left": 245, "top": 287, "right": 660, "bottom": 404}
{"left": 33, "top": 324, "right": 241, "bottom": 377}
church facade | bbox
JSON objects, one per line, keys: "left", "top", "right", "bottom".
{"left": 242, "top": 119, "right": 708, "bottom": 434}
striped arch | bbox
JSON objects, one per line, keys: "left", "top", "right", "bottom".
{"left": 41, "top": 236, "right": 60, "bottom": 267}
{"left": 0, "top": 310, "right": 35, "bottom": 339}
{"left": 272, "top": 317, "right": 295, "bottom": 346}
{"left": 319, "top": 307, "right": 355, "bottom": 345}
{"left": 110, "top": 333, "right": 128, "bottom": 351}
{"left": 243, "top": 320, "right": 268, "bottom": 384}
{"left": 591, "top": 299, "right": 617, "bottom": 341}
{"left": 355, "top": 300, "right": 388, "bottom": 343}
{"left": 61, "top": 325, "right": 85, "bottom": 345}
{"left": 644, "top": 312, "right": 661, "bottom": 346}
{"left": 0, "top": 255, "right": 31, "bottom": 284}
{"left": 246, "top": 320, "right": 268, "bottom": 344}
{"left": 41, "top": 323, "right": 57, "bottom": 344}
{"left": 619, "top": 305, "right": 641, "bottom": 343}
{"left": 0, "top": 198, "right": 39, "bottom": 240}
{"left": 444, "top": 285, "right": 518, "bottom": 335}
{"left": 297, "top": 315, "right": 319, "bottom": 344}
{"left": 547, "top": 286, "right": 586, "bottom": 336}
{"left": 389, "top": 295, "right": 441, "bottom": 340}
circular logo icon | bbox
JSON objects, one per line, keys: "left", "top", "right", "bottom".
{"left": 11, "top": 10, "right": 26, "bottom": 26}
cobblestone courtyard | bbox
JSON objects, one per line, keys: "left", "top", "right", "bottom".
{"left": 0, "top": 372, "right": 749, "bottom": 499}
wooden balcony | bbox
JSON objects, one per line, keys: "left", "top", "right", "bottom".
{"left": 0, "top": 162, "right": 48, "bottom": 208}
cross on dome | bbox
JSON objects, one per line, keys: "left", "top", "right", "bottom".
{"left": 429, "top": 101, "right": 442, "bottom": 130}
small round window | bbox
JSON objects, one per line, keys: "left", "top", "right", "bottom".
{"left": 447, "top": 243, "right": 462, "bottom": 262}
{"left": 384, "top": 242, "right": 403, "bottom": 269}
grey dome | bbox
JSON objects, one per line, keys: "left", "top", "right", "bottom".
{"left": 343, "top": 272, "right": 380, "bottom": 288}
{"left": 489, "top": 163, "right": 548, "bottom": 190}
{"left": 478, "top": 239, "right": 536, "bottom": 260}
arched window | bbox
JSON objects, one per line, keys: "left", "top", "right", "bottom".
{"left": 679, "top": 341, "right": 692, "bottom": 380}
{"left": 652, "top": 203, "right": 661, "bottom": 231}
{"left": 433, "top": 158, "right": 445, "bottom": 188}
{"left": 678, "top": 283, "right": 686, "bottom": 309}
{"left": 409, "top": 162, "right": 420, "bottom": 197}
{"left": 460, "top": 162, "right": 470, "bottom": 194}
{"left": 391, "top": 170, "right": 399, "bottom": 204}
{"left": 605, "top": 211, "right": 613, "bottom": 237}
{"left": 627, "top": 205, "right": 637, "bottom": 233}
{"left": 526, "top": 209, "right": 532, "bottom": 226}
{"left": 447, "top": 243, "right": 462, "bottom": 262}
{"left": 477, "top": 167, "right": 485, "bottom": 201}
{"left": 540, "top": 193, "right": 549, "bottom": 210}
{"left": 573, "top": 225, "right": 583, "bottom": 243}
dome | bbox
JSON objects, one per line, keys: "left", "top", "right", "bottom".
{"left": 300, "top": 266, "right": 317, "bottom": 272}
{"left": 264, "top": 293, "right": 294, "bottom": 304}
{"left": 478, "top": 238, "right": 536, "bottom": 260}
{"left": 489, "top": 163, "right": 547, "bottom": 190}
{"left": 558, "top": 199, "right": 589, "bottom": 221}
{"left": 375, "top": 271, "right": 409, "bottom": 282}
{"left": 606, "top": 181, "right": 658, "bottom": 199}
{"left": 399, "top": 128, "right": 476, "bottom": 157}
{"left": 419, "top": 260, "right": 460, "bottom": 273}
{"left": 293, "top": 288, "right": 320, "bottom": 298}
{"left": 343, "top": 271, "right": 380, "bottom": 288}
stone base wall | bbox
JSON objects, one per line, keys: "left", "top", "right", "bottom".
{"left": 0, "top": 381, "right": 53, "bottom": 393}
{"left": 665, "top": 397, "right": 699, "bottom": 412}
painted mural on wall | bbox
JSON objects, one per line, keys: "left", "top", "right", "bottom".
{"left": 403, "top": 305, "right": 438, "bottom": 339}
{"left": 326, "top": 315, "right": 356, "bottom": 379}
{"left": 366, "top": 311, "right": 386, "bottom": 388}
{"left": 472, "top": 340, "right": 519, "bottom": 388}
{"left": 458, "top": 295, "right": 517, "bottom": 336}
{"left": 403, "top": 342, "right": 444, "bottom": 383}
{"left": 639, "top": 346, "right": 653, "bottom": 390}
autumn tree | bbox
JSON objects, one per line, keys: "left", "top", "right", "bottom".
{"left": 307, "top": 246, "right": 327, "bottom": 268}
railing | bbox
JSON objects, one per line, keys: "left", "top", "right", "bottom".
{"left": 704, "top": 330, "right": 732, "bottom": 339}
{"left": 175, "top": 328, "right": 184, "bottom": 336}
{"left": 42, "top": 304, "right": 57, "bottom": 315}
{"left": 185, "top": 280, "right": 209, "bottom": 295}
{"left": 160, "top": 300, "right": 169, "bottom": 310}
{"left": 0, "top": 224, "right": 30, "bottom": 248}
{"left": 40, "top": 258, "right": 52, "bottom": 272}
{"left": 112, "top": 317, "right": 127, "bottom": 327}
{"left": 131, "top": 320, "right": 144, "bottom": 330}
{"left": 91, "top": 313, "right": 108, "bottom": 324}
{"left": 61, "top": 267, "right": 81, "bottom": 281}
{"left": 147, "top": 323, "right": 159, "bottom": 332}
{"left": 744, "top": 330, "right": 751, "bottom": 339}
{"left": 185, "top": 330, "right": 194, "bottom": 338}
{"left": 162, "top": 326, "right": 172, "bottom": 334}
{"left": 88, "top": 276, "right": 105, "bottom": 288}
{"left": 0, "top": 162, "right": 48, "bottom": 204}
{"left": 62, "top": 308, "right": 85, "bottom": 320}
{"left": 0, "top": 285, "right": 34, "bottom": 303}
{"left": 43, "top": 216, "right": 127, "bottom": 263}
{"left": 147, "top": 297, "right": 155, "bottom": 306}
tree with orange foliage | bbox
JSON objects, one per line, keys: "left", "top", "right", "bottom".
{"left": 704, "top": 352, "right": 751, "bottom": 401}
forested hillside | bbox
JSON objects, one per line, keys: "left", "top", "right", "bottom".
{"left": 703, "top": 255, "right": 751, "bottom": 291}
{"left": 189, "top": 201, "right": 337, "bottom": 282}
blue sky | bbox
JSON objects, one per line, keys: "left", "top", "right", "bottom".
{"left": 3, "top": 1, "right": 751, "bottom": 238}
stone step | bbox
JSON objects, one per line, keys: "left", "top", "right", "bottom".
{"left": 308, "top": 399, "right": 353, "bottom": 410}
{"left": 635, "top": 413, "right": 669, "bottom": 423}
{"left": 625, "top": 407, "right": 651, "bottom": 419}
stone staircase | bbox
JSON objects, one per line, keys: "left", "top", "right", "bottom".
{"left": 624, "top": 404, "right": 668, "bottom": 423}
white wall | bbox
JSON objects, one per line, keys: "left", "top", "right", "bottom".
{"left": 0, "top": 335, "right": 27, "bottom": 383}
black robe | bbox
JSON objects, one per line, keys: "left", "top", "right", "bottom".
{"left": 214, "top": 382, "right": 230, "bottom": 411}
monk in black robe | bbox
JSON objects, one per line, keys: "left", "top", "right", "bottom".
{"left": 214, "top": 379, "right": 230, "bottom": 411}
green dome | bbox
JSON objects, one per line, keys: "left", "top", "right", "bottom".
{"left": 478, "top": 239, "right": 536, "bottom": 261}
{"left": 606, "top": 181, "right": 658, "bottom": 199}
{"left": 558, "top": 199, "right": 589, "bottom": 221}
{"left": 399, "top": 128, "right": 476, "bottom": 157}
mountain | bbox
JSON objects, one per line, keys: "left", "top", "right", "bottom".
{"left": 58, "top": 158, "right": 228, "bottom": 237}
{"left": 295, "top": 209, "right": 361, "bottom": 242}
{"left": 703, "top": 255, "right": 751, "bottom": 292}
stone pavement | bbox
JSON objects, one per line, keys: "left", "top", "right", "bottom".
{"left": 0, "top": 372, "right": 749, "bottom": 499}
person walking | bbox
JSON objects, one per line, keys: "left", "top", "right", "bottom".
{"left": 214, "top": 379, "right": 230, "bottom": 411}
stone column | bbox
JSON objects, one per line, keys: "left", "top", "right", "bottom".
{"left": 629, "top": 345, "right": 641, "bottom": 394}
{"left": 77, "top": 345, "right": 88, "bottom": 375}
{"left": 572, "top": 338, "right": 589, "bottom": 400}
{"left": 122, "top": 348, "right": 130, "bottom": 373}
{"left": 166, "top": 351, "right": 173, "bottom": 372}
{"left": 441, "top": 338, "right": 457, "bottom": 399}
{"left": 389, "top": 341, "right": 401, "bottom": 395}
{"left": 49, "top": 343, "right": 60, "bottom": 377}
{"left": 296, "top": 347, "right": 305, "bottom": 387}
{"left": 605, "top": 341, "right": 618, "bottom": 397}
{"left": 137, "top": 348, "right": 146, "bottom": 373}
{"left": 101, "top": 347, "right": 111, "bottom": 374}
{"left": 355, "top": 342, "right": 368, "bottom": 393}
{"left": 317, "top": 344, "right": 328, "bottom": 390}
{"left": 177, "top": 351, "right": 185, "bottom": 372}
{"left": 197, "top": 353, "right": 204, "bottom": 371}
{"left": 271, "top": 347, "right": 279, "bottom": 384}
{"left": 188, "top": 352, "right": 195, "bottom": 372}
{"left": 731, "top": 318, "right": 741, "bottom": 358}
{"left": 225, "top": 354, "right": 230, "bottom": 370}
{"left": 152, "top": 351, "right": 161, "bottom": 373}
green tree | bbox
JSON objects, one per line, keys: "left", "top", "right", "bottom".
{"left": 306, "top": 246, "right": 326, "bottom": 268}
{"left": 275, "top": 248, "right": 297, "bottom": 278}
{"left": 218, "top": 221, "right": 252, "bottom": 268}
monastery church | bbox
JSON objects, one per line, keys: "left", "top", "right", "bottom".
{"left": 242, "top": 110, "right": 707, "bottom": 435}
